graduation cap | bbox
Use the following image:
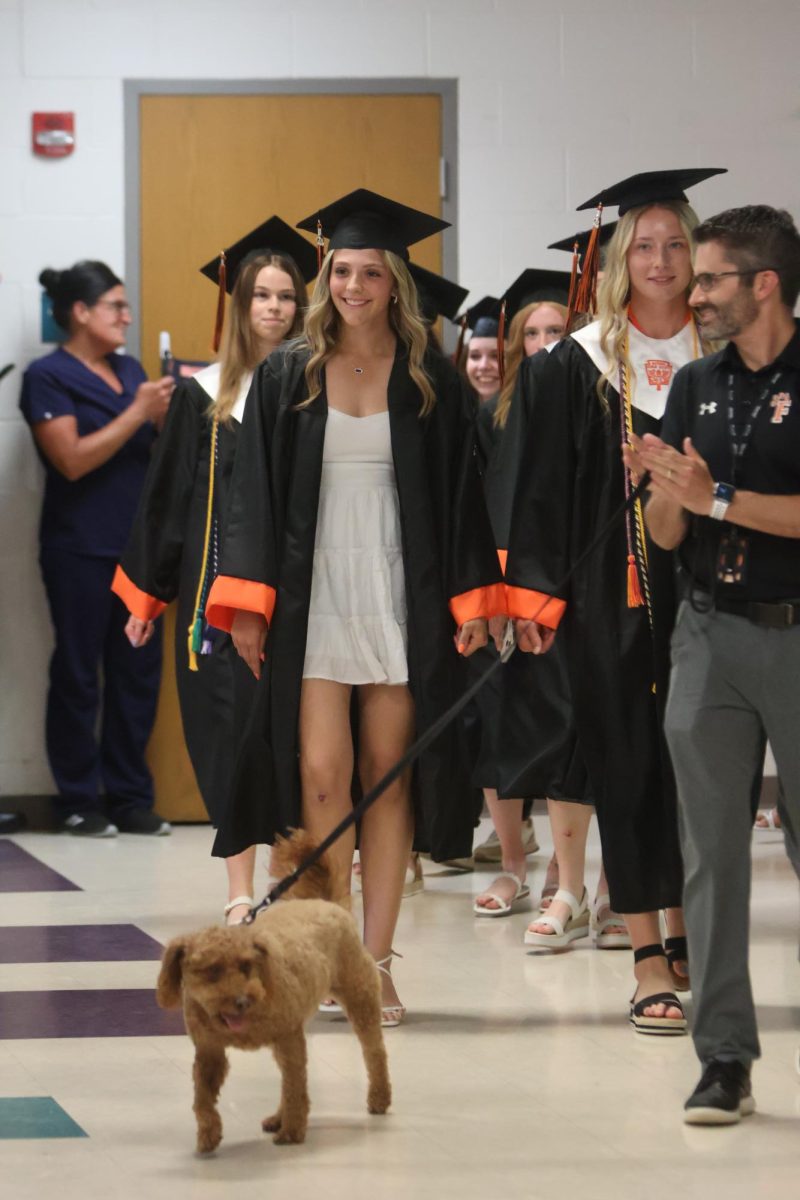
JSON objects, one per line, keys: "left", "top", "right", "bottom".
{"left": 408, "top": 262, "right": 468, "bottom": 324}
{"left": 452, "top": 296, "right": 507, "bottom": 383}
{"left": 501, "top": 269, "right": 573, "bottom": 324}
{"left": 296, "top": 188, "right": 449, "bottom": 267}
{"left": 200, "top": 216, "right": 319, "bottom": 353}
{"left": 548, "top": 222, "right": 619, "bottom": 261}
{"left": 458, "top": 295, "right": 503, "bottom": 338}
{"left": 577, "top": 167, "right": 727, "bottom": 216}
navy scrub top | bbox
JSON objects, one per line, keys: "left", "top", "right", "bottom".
{"left": 20, "top": 347, "right": 156, "bottom": 557}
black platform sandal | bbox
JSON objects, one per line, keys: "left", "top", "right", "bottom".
{"left": 629, "top": 944, "right": 688, "bottom": 1036}
{"left": 664, "top": 935, "right": 690, "bottom": 993}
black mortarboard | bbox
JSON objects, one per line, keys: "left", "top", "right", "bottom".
{"left": 501, "top": 269, "right": 572, "bottom": 324}
{"left": 199, "top": 215, "right": 318, "bottom": 293}
{"left": 408, "top": 262, "right": 468, "bottom": 324}
{"left": 577, "top": 168, "right": 727, "bottom": 216}
{"left": 458, "top": 296, "right": 503, "bottom": 338}
{"left": 548, "top": 222, "right": 619, "bottom": 260}
{"left": 297, "top": 188, "right": 449, "bottom": 263}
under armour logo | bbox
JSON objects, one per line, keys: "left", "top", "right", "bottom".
{"left": 699, "top": 402, "right": 717, "bottom": 415}
{"left": 770, "top": 393, "right": 792, "bottom": 423}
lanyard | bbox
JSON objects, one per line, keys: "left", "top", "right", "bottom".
{"left": 726, "top": 368, "right": 781, "bottom": 484}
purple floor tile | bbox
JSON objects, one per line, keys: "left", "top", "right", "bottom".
{"left": 0, "top": 925, "right": 163, "bottom": 964}
{"left": 0, "top": 990, "right": 185, "bottom": 1039}
{"left": 0, "top": 842, "right": 80, "bottom": 893}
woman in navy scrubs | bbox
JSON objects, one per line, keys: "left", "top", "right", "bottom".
{"left": 20, "top": 261, "right": 174, "bottom": 837}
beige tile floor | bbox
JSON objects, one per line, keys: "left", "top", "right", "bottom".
{"left": 1, "top": 817, "right": 799, "bottom": 1200}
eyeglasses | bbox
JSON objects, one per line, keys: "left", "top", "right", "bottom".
{"left": 690, "top": 268, "right": 780, "bottom": 293}
{"left": 96, "top": 300, "right": 132, "bottom": 315}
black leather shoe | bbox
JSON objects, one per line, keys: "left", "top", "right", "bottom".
{"left": 684, "top": 1059, "right": 755, "bottom": 1125}
{"left": 0, "top": 812, "right": 27, "bottom": 835}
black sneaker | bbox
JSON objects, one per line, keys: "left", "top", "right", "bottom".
{"left": 62, "top": 812, "right": 118, "bottom": 838}
{"left": 114, "top": 809, "right": 172, "bottom": 836}
{"left": 683, "top": 1059, "right": 755, "bottom": 1125}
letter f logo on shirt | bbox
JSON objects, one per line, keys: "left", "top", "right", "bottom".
{"left": 770, "top": 393, "right": 792, "bottom": 423}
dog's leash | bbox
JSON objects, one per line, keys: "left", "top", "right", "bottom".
{"left": 244, "top": 472, "right": 652, "bottom": 923}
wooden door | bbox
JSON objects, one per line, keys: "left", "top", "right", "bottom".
{"left": 139, "top": 91, "right": 444, "bottom": 820}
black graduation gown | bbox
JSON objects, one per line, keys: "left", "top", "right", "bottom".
{"left": 206, "top": 343, "right": 504, "bottom": 860}
{"left": 113, "top": 377, "right": 255, "bottom": 824}
{"left": 485, "top": 379, "right": 591, "bottom": 803}
{"left": 505, "top": 337, "right": 682, "bottom": 913}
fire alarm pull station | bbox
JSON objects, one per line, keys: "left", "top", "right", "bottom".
{"left": 32, "top": 113, "right": 75, "bottom": 158}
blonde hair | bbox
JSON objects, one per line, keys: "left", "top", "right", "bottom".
{"left": 300, "top": 249, "right": 436, "bottom": 416}
{"left": 596, "top": 201, "right": 699, "bottom": 405}
{"left": 494, "top": 300, "right": 568, "bottom": 429}
{"left": 214, "top": 253, "right": 308, "bottom": 424}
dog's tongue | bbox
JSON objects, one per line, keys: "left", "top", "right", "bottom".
{"left": 221, "top": 1012, "right": 247, "bottom": 1033}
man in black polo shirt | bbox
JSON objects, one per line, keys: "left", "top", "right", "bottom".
{"left": 626, "top": 204, "right": 800, "bottom": 1125}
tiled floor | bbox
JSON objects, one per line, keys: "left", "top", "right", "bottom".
{"left": 1, "top": 819, "right": 798, "bottom": 1200}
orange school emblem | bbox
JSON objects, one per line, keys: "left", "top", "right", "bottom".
{"left": 644, "top": 359, "right": 673, "bottom": 390}
{"left": 770, "top": 393, "right": 792, "bottom": 423}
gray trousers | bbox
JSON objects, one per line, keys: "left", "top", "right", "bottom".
{"left": 664, "top": 600, "right": 800, "bottom": 1065}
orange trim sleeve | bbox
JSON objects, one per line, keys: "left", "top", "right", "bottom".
{"left": 449, "top": 582, "right": 507, "bottom": 626}
{"left": 205, "top": 575, "right": 276, "bottom": 633}
{"left": 496, "top": 548, "right": 508, "bottom": 575}
{"left": 111, "top": 565, "right": 168, "bottom": 622}
{"left": 504, "top": 585, "right": 566, "bottom": 631}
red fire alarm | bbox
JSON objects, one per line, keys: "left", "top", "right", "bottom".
{"left": 32, "top": 113, "right": 75, "bottom": 158}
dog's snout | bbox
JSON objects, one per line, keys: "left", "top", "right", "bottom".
{"left": 234, "top": 994, "right": 251, "bottom": 1012}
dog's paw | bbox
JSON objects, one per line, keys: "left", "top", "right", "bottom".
{"left": 272, "top": 1126, "right": 307, "bottom": 1145}
{"left": 196, "top": 1120, "right": 222, "bottom": 1155}
{"left": 367, "top": 1085, "right": 391, "bottom": 1115}
{"left": 261, "top": 1111, "right": 282, "bottom": 1133}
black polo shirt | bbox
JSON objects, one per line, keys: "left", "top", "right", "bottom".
{"left": 660, "top": 320, "right": 800, "bottom": 602}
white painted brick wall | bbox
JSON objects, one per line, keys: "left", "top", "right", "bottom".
{"left": 1, "top": 0, "right": 797, "bottom": 792}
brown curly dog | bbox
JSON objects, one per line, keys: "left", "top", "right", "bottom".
{"left": 156, "top": 832, "right": 391, "bottom": 1153}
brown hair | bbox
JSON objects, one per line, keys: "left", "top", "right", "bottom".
{"left": 214, "top": 253, "right": 308, "bottom": 424}
{"left": 494, "top": 300, "right": 568, "bottom": 429}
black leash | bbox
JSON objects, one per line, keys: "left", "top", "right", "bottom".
{"left": 244, "top": 471, "right": 652, "bottom": 922}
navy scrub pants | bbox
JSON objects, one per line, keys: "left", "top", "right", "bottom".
{"left": 40, "top": 548, "right": 162, "bottom": 818}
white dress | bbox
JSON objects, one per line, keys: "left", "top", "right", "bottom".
{"left": 302, "top": 407, "right": 408, "bottom": 685}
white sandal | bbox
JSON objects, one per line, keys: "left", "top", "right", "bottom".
{"left": 591, "top": 893, "right": 631, "bottom": 950}
{"left": 473, "top": 871, "right": 530, "bottom": 918}
{"left": 376, "top": 951, "right": 406, "bottom": 1027}
{"left": 524, "top": 887, "right": 590, "bottom": 948}
{"left": 223, "top": 895, "right": 254, "bottom": 926}
{"left": 754, "top": 808, "right": 781, "bottom": 834}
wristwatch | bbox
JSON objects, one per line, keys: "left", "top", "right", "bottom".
{"left": 709, "top": 481, "right": 736, "bottom": 521}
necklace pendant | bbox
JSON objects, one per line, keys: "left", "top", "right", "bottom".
{"left": 354, "top": 367, "right": 364, "bottom": 375}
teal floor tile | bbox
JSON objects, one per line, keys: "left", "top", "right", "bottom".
{"left": 0, "top": 1096, "right": 87, "bottom": 1139}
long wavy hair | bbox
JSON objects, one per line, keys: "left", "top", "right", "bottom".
{"left": 595, "top": 201, "right": 700, "bottom": 405}
{"left": 494, "top": 300, "right": 568, "bottom": 429}
{"left": 300, "top": 248, "right": 436, "bottom": 416}
{"left": 215, "top": 252, "right": 308, "bottom": 424}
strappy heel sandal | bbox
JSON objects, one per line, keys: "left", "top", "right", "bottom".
{"left": 591, "top": 894, "right": 631, "bottom": 950}
{"left": 664, "top": 935, "right": 690, "bottom": 992}
{"left": 223, "top": 895, "right": 255, "bottom": 926}
{"left": 629, "top": 944, "right": 687, "bottom": 1036}
{"left": 375, "top": 951, "right": 406, "bottom": 1028}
